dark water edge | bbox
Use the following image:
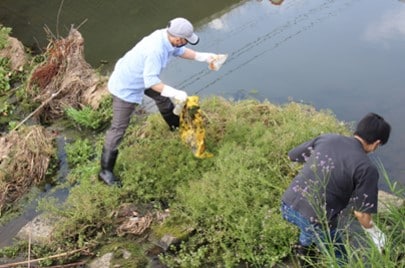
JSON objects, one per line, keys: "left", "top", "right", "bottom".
{"left": 0, "top": 136, "right": 70, "bottom": 249}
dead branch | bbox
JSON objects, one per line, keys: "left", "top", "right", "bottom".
{"left": 0, "top": 248, "right": 88, "bottom": 268}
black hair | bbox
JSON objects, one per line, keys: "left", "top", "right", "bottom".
{"left": 354, "top": 113, "right": 391, "bottom": 145}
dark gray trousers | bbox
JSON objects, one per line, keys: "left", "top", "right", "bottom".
{"left": 104, "top": 89, "right": 174, "bottom": 151}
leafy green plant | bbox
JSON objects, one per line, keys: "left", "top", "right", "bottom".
{"left": 65, "top": 106, "right": 105, "bottom": 130}
{"left": 0, "top": 25, "right": 11, "bottom": 49}
{"left": 65, "top": 96, "right": 112, "bottom": 131}
{"left": 29, "top": 97, "right": 404, "bottom": 267}
{"left": 65, "top": 138, "right": 95, "bottom": 168}
{"left": 0, "top": 58, "right": 11, "bottom": 95}
{"left": 117, "top": 97, "right": 349, "bottom": 267}
{"left": 0, "top": 241, "right": 28, "bottom": 259}
{"left": 0, "top": 25, "right": 31, "bottom": 128}
{"left": 0, "top": 26, "right": 12, "bottom": 96}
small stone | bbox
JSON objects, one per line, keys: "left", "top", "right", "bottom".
{"left": 158, "top": 234, "right": 179, "bottom": 251}
{"left": 88, "top": 252, "right": 113, "bottom": 268}
{"left": 16, "top": 214, "right": 55, "bottom": 245}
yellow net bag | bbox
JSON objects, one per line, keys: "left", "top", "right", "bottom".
{"left": 179, "top": 96, "right": 213, "bottom": 159}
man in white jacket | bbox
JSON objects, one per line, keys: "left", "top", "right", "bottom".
{"left": 100, "top": 17, "right": 218, "bottom": 185}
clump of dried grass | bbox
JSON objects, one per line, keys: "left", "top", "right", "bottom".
{"left": 0, "top": 126, "right": 55, "bottom": 214}
{"left": 27, "top": 27, "right": 108, "bottom": 122}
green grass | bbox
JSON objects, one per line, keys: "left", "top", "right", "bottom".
{"left": 64, "top": 96, "right": 113, "bottom": 131}
{"left": 0, "top": 25, "right": 11, "bottom": 49}
{"left": 0, "top": 25, "right": 34, "bottom": 129}
{"left": 1, "top": 94, "right": 402, "bottom": 267}
{"left": 2, "top": 25, "right": 402, "bottom": 267}
{"left": 27, "top": 97, "right": 359, "bottom": 267}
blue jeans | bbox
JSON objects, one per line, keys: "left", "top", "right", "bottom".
{"left": 281, "top": 202, "right": 346, "bottom": 260}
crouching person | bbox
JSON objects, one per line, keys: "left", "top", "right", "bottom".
{"left": 281, "top": 113, "right": 391, "bottom": 265}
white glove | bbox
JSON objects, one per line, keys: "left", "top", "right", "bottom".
{"left": 161, "top": 85, "right": 188, "bottom": 103}
{"left": 362, "top": 221, "right": 386, "bottom": 253}
{"left": 172, "top": 101, "right": 186, "bottom": 115}
{"left": 194, "top": 52, "right": 216, "bottom": 63}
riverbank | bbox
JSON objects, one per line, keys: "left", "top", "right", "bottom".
{"left": 1, "top": 24, "right": 404, "bottom": 268}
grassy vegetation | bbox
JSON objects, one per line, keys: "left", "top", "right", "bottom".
{"left": 0, "top": 25, "right": 11, "bottom": 49}
{"left": 31, "top": 97, "right": 356, "bottom": 267}
{"left": 64, "top": 96, "right": 112, "bottom": 131}
{"left": 0, "top": 24, "right": 36, "bottom": 130}
{"left": 0, "top": 25, "right": 12, "bottom": 122}
{"left": 0, "top": 27, "right": 403, "bottom": 267}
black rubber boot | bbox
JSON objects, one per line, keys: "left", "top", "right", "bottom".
{"left": 98, "top": 147, "right": 120, "bottom": 186}
{"left": 162, "top": 112, "right": 180, "bottom": 131}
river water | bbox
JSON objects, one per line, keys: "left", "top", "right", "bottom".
{"left": 1, "top": 0, "right": 404, "bottom": 189}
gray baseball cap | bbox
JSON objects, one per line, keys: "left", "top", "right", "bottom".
{"left": 167, "top": 17, "right": 199, "bottom": 45}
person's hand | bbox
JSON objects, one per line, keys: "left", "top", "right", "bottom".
{"left": 172, "top": 101, "right": 186, "bottom": 115}
{"left": 362, "top": 222, "right": 386, "bottom": 253}
{"left": 194, "top": 52, "right": 216, "bottom": 63}
{"left": 161, "top": 85, "right": 188, "bottom": 103}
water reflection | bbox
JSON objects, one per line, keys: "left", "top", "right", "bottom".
{"left": 363, "top": 8, "right": 405, "bottom": 43}
{"left": 171, "top": 0, "right": 361, "bottom": 93}
{"left": 161, "top": 0, "right": 405, "bottom": 189}
{"left": 257, "top": 0, "right": 285, "bottom": 6}
{"left": 0, "top": 0, "right": 242, "bottom": 69}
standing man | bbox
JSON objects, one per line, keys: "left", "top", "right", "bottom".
{"left": 281, "top": 113, "right": 391, "bottom": 262}
{"left": 99, "top": 17, "right": 218, "bottom": 186}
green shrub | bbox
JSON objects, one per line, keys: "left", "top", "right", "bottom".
{"left": 0, "top": 58, "right": 11, "bottom": 95}
{"left": 0, "top": 26, "right": 12, "bottom": 96}
{"left": 65, "top": 138, "right": 95, "bottom": 168}
{"left": 40, "top": 97, "right": 354, "bottom": 266}
{"left": 65, "top": 96, "right": 112, "bottom": 131}
{"left": 157, "top": 98, "right": 349, "bottom": 267}
{"left": 0, "top": 25, "right": 11, "bottom": 49}
{"left": 0, "top": 25, "right": 31, "bottom": 128}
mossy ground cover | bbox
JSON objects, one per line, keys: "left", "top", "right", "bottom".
{"left": 1, "top": 27, "right": 403, "bottom": 268}
{"left": 0, "top": 24, "right": 46, "bottom": 131}
{"left": 0, "top": 25, "right": 16, "bottom": 125}
{"left": 30, "top": 97, "right": 354, "bottom": 267}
